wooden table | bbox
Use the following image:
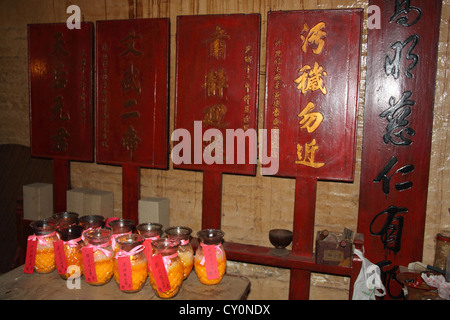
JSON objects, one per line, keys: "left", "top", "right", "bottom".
{"left": 0, "top": 265, "right": 250, "bottom": 300}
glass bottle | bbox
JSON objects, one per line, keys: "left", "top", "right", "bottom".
{"left": 52, "top": 211, "right": 79, "bottom": 228}
{"left": 113, "top": 233, "right": 148, "bottom": 293}
{"left": 83, "top": 228, "right": 114, "bottom": 286}
{"left": 165, "top": 226, "right": 194, "bottom": 279}
{"left": 194, "top": 229, "right": 226, "bottom": 285}
{"left": 56, "top": 224, "right": 84, "bottom": 280}
{"left": 433, "top": 230, "right": 450, "bottom": 270}
{"left": 109, "top": 218, "right": 135, "bottom": 252}
{"left": 148, "top": 238, "right": 184, "bottom": 299}
{"left": 29, "top": 218, "right": 59, "bottom": 273}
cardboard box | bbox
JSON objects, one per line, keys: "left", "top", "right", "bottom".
{"left": 67, "top": 188, "right": 114, "bottom": 218}
{"left": 138, "top": 197, "right": 170, "bottom": 229}
{"left": 315, "top": 230, "right": 353, "bottom": 267}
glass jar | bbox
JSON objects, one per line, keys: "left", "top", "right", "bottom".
{"left": 194, "top": 229, "right": 226, "bottom": 285}
{"left": 136, "top": 222, "right": 163, "bottom": 260}
{"left": 433, "top": 230, "right": 450, "bottom": 270}
{"left": 56, "top": 225, "right": 84, "bottom": 280}
{"left": 109, "top": 218, "right": 135, "bottom": 252}
{"left": 148, "top": 238, "right": 184, "bottom": 299}
{"left": 79, "top": 215, "right": 105, "bottom": 230}
{"left": 29, "top": 219, "right": 59, "bottom": 273}
{"left": 165, "top": 226, "right": 194, "bottom": 279}
{"left": 52, "top": 211, "right": 79, "bottom": 228}
{"left": 83, "top": 228, "right": 114, "bottom": 286}
{"left": 113, "top": 234, "right": 148, "bottom": 293}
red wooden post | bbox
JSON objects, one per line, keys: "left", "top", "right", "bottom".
{"left": 202, "top": 170, "right": 223, "bottom": 230}
{"left": 53, "top": 158, "right": 70, "bottom": 212}
{"left": 122, "top": 164, "right": 140, "bottom": 223}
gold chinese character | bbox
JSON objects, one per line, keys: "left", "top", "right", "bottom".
{"left": 206, "top": 26, "right": 230, "bottom": 59}
{"left": 51, "top": 63, "right": 67, "bottom": 90}
{"left": 295, "top": 139, "right": 324, "bottom": 168}
{"left": 121, "top": 125, "right": 141, "bottom": 159}
{"left": 298, "top": 102, "right": 323, "bottom": 133}
{"left": 294, "top": 62, "right": 327, "bottom": 95}
{"left": 202, "top": 104, "right": 229, "bottom": 128}
{"left": 51, "top": 33, "right": 69, "bottom": 57}
{"left": 301, "top": 22, "right": 326, "bottom": 55}
{"left": 202, "top": 68, "right": 228, "bottom": 98}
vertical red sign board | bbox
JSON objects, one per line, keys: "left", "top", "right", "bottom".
{"left": 174, "top": 14, "right": 260, "bottom": 229}
{"left": 358, "top": 1, "right": 442, "bottom": 299}
{"left": 28, "top": 22, "right": 94, "bottom": 211}
{"left": 265, "top": 10, "right": 362, "bottom": 299}
{"left": 96, "top": 19, "right": 169, "bottom": 222}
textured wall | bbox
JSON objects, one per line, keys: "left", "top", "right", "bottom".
{"left": 0, "top": 0, "right": 448, "bottom": 299}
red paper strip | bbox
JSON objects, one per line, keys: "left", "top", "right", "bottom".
{"left": 96, "top": 18, "right": 169, "bottom": 168}
{"left": 149, "top": 254, "right": 171, "bottom": 293}
{"left": 28, "top": 22, "right": 94, "bottom": 161}
{"left": 24, "top": 239, "right": 38, "bottom": 274}
{"left": 53, "top": 240, "right": 68, "bottom": 275}
{"left": 203, "top": 245, "right": 220, "bottom": 280}
{"left": 264, "top": 10, "right": 362, "bottom": 181}
{"left": 117, "top": 256, "right": 133, "bottom": 291}
{"left": 81, "top": 246, "right": 97, "bottom": 283}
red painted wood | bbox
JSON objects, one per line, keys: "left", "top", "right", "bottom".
{"left": 53, "top": 158, "right": 70, "bottom": 212}
{"left": 28, "top": 22, "right": 94, "bottom": 162}
{"left": 264, "top": 9, "right": 363, "bottom": 299}
{"left": 122, "top": 164, "right": 140, "bottom": 223}
{"left": 202, "top": 170, "right": 223, "bottom": 230}
{"left": 96, "top": 18, "right": 169, "bottom": 169}
{"left": 264, "top": 10, "right": 362, "bottom": 181}
{"left": 357, "top": 0, "right": 442, "bottom": 298}
{"left": 28, "top": 22, "right": 94, "bottom": 210}
{"left": 174, "top": 14, "right": 260, "bottom": 175}
{"left": 96, "top": 19, "right": 169, "bottom": 223}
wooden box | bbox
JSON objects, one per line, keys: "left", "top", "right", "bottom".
{"left": 315, "top": 231, "right": 352, "bottom": 267}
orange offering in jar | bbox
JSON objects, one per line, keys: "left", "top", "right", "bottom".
{"left": 148, "top": 238, "right": 184, "bottom": 299}
{"left": 165, "top": 226, "right": 194, "bottom": 279}
{"left": 56, "top": 225, "right": 84, "bottom": 280}
{"left": 83, "top": 228, "right": 114, "bottom": 286}
{"left": 194, "top": 229, "right": 227, "bottom": 285}
{"left": 113, "top": 234, "right": 148, "bottom": 293}
{"left": 29, "top": 219, "right": 59, "bottom": 274}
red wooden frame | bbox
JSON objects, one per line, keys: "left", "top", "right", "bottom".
{"left": 28, "top": 22, "right": 94, "bottom": 211}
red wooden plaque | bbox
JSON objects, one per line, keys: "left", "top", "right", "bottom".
{"left": 357, "top": 0, "right": 442, "bottom": 298}
{"left": 96, "top": 18, "right": 169, "bottom": 169}
{"left": 28, "top": 22, "right": 93, "bottom": 161}
{"left": 174, "top": 14, "right": 260, "bottom": 175}
{"left": 264, "top": 10, "right": 362, "bottom": 181}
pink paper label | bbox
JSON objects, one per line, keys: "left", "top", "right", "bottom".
{"left": 117, "top": 256, "right": 133, "bottom": 291}
{"left": 24, "top": 239, "right": 38, "bottom": 274}
{"left": 53, "top": 240, "right": 68, "bottom": 275}
{"left": 81, "top": 246, "right": 97, "bottom": 283}
{"left": 149, "top": 254, "right": 171, "bottom": 292}
{"left": 203, "top": 244, "right": 220, "bottom": 280}
{"left": 143, "top": 238, "right": 153, "bottom": 261}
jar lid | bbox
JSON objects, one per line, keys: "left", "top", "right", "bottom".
{"left": 437, "top": 230, "right": 450, "bottom": 242}
{"left": 57, "top": 225, "right": 83, "bottom": 241}
{"left": 165, "top": 226, "right": 192, "bottom": 240}
{"left": 109, "top": 218, "right": 135, "bottom": 234}
{"left": 79, "top": 215, "right": 105, "bottom": 229}
{"left": 151, "top": 238, "right": 180, "bottom": 255}
{"left": 116, "top": 233, "right": 144, "bottom": 252}
{"left": 197, "top": 229, "right": 225, "bottom": 245}
{"left": 84, "top": 228, "right": 112, "bottom": 245}
{"left": 53, "top": 211, "right": 79, "bottom": 226}
{"left": 30, "top": 218, "right": 57, "bottom": 235}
